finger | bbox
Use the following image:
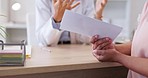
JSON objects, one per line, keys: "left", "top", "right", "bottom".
{"left": 101, "top": 0, "right": 108, "bottom": 7}
{"left": 57, "top": 0, "right": 63, "bottom": 3}
{"left": 90, "top": 35, "right": 99, "bottom": 44}
{"left": 90, "top": 36, "right": 95, "bottom": 44}
{"left": 59, "top": 0, "right": 63, "bottom": 2}
{"left": 92, "top": 50, "right": 104, "bottom": 61}
{"left": 92, "top": 50, "right": 100, "bottom": 59}
{"left": 97, "top": 38, "right": 111, "bottom": 50}
{"left": 109, "top": 38, "right": 113, "bottom": 43}
{"left": 63, "top": 0, "right": 69, "bottom": 7}
{"left": 96, "top": 0, "right": 101, "bottom": 5}
{"left": 102, "top": 39, "right": 113, "bottom": 50}
{"left": 92, "top": 50, "right": 106, "bottom": 62}
{"left": 93, "top": 39, "right": 103, "bottom": 50}
{"left": 53, "top": 0, "right": 57, "bottom": 4}
{"left": 93, "top": 50, "right": 100, "bottom": 56}
{"left": 103, "top": 0, "right": 108, "bottom": 4}
{"left": 63, "top": 0, "right": 69, "bottom": 3}
{"left": 102, "top": 45, "right": 110, "bottom": 50}
{"left": 93, "top": 37, "right": 107, "bottom": 50}
{"left": 98, "top": 55, "right": 104, "bottom": 62}
{"left": 100, "top": 42, "right": 111, "bottom": 50}
{"left": 97, "top": 50, "right": 105, "bottom": 56}
{"left": 93, "top": 50, "right": 104, "bottom": 56}
{"left": 71, "top": 1, "right": 80, "bottom": 9}
{"left": 68, "top": 0, "right": 74, "bottom": 5}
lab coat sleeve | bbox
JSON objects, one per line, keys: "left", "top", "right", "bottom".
{"left": 85, "top": 0, "right": 95, "bottom": 18}
{"left": 35, "top": 0, "right": 62, "bottom": 46}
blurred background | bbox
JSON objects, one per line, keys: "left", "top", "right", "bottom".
{"left": 0, "top": 0, "right": 146, "bottom": 44}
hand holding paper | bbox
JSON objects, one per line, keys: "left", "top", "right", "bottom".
{"left": 60, "top": 10, "right": 122, "bottom": 40}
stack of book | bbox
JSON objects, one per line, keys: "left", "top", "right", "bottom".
{"left": 0, "top": 50, "right": 24, "bottom": 65}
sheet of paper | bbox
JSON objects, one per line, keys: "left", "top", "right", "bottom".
{"left": 26, "top": 45, "right": 32, "bottom": 58}
{"left": 1, "top": 45, "right": 32, "bottom": 58}
{"left": 60, "top": 10, "right": 123, "bottom": 40}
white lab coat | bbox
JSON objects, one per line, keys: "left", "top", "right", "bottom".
{"left": 36, "top": 0, "right": 95, "bottom": 46}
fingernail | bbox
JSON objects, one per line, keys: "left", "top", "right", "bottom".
{"left": 93, "top": 50, "right": 97, "bottom": 53}
{"left": 105, "top": 37, "right": 109, "bottom": 41}
{"left": 93, "top": 46, "right": 95, "bottom": 50}
{"left": 95, "top": 35, "right": 98, "bottom": 38}
{"left": 93, "top": 45, "right": 96, "bottom": 50}
{"left": 109, "top": 40, "right": 112, "bottom": 43}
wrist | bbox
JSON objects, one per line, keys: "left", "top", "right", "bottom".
{"left": 95, "top": 9, "right": 104, "bottom": 20}
{"left": 114, "top": 52, "right": 125, "bottom": 63}
{"left": 95, "top": 14, "right": 103, "bottom": 20}
{"left": 53, "top": 15, "right": 62, "bottom": 23}
{"left": 53, "top": 17, "right": 61, "bottom": 23}
{"left": 53, "top": 9, "right": 66, "bottom": 23}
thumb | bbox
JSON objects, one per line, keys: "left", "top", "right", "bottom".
{"left": 53, "top": 0, "right": 57, "bottom": 4}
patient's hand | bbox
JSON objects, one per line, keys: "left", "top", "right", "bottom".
{"left": 91, "top": 35, "right": 120, "bottom": 62}
{"left": 91, "top": 35, "right": 114, "bottom": 50}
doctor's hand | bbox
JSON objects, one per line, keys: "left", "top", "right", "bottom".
{"left": 53, "top": 0, "right": 80, "bottom": 22}
{"left": 95, "top": 0, "right": 108, "bottom": 20}
{"left": 91, "top": 35, "right": 115, "bottom": 50}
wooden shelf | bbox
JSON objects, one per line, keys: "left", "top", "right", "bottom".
{"left": 2, "top": 23, "right": 26, "bottom": 29}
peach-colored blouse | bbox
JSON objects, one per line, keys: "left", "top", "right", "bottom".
{"left": 128, "top": 1, "right": 148, "bottom": 78}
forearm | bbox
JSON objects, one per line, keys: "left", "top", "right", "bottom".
{"left": 117, "top": 53, "right": 148, "bottom": 77}
{"left": 115, "top": 42, "right": 131, "bottom": 55}
{"left": 36, "top": 0, "right": 63, "bottom": 46}
{"left": 53, "top": 10, "right": 65, "bottom": 22}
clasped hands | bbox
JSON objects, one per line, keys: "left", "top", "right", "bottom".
{"left": 91, "top": 35, "right": 120, "bottom": 62}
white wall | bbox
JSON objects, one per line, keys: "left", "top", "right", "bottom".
{"left": 103, "top": 0, "right": 147, "bottom": 41}
{"left": 0, "top": 0, "right": 9, "bottom": 23}
{"left": 9, "top": 0, "right": 35, "bottom": 23}
{"left": 104, "top": 1, "right": 127, "bottom": 19}
{"left": 0, "top": 0, "right": 9, "bottom": 42}
{"left": 127, "top": 0, "right": 146, "bottom": 39}
{"left": 103, "top": 1, "right": 129, "bottom": 42}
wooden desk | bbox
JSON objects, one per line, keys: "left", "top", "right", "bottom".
{"left": 0, "top": 45, "right": 128, "bottom": 78}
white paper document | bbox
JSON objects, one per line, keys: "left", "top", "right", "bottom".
{"left": 60, "top": 10, "right": 123, "bottom": 40}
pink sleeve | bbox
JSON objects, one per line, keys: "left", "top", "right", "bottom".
{"left": 138, "top": 1, "right": 148, "bottom": 27}
{"left": 141, "top": 1, "right": 148, "bottom": 20}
